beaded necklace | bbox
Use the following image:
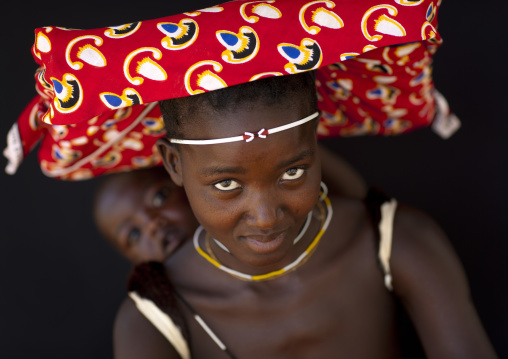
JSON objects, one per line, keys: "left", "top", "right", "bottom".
{"left": 193, "top": 186, "right": 333, "bottom": 281}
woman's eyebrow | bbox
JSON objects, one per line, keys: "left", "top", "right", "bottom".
{"left": 200, "top": 165, "right": 247, "bottom": 177}
{"left": 277, "top": 149, "right": 315, "bottom": 169}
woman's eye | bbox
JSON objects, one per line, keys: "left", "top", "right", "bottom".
{"left": 126, "top": 228, "right": 141, "bottom": 247}
{"left": 281, "top": 168, "right": 305, "bottom": 181}
{"left": 214, "top": 179, "right": 241, "bottom": 192}
{"left": 152, "top": 187, "right": 170, "bottom": 208}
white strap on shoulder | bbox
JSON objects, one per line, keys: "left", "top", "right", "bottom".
{"left": 129, "top": 291, "right": 190, "bottom": 359}
{"left": 378, "top": 199, "right": 398, "bottom": 291}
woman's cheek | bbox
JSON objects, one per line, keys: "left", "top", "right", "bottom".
{"left": 187, "top": 191, "right": 234, "bottom": 228}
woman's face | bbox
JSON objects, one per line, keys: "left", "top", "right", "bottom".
{"left": 172, "top": 103, "right": 321, "bottom": 274}
{"left": 94, "top": 169, "right": 199, "bottom": 264}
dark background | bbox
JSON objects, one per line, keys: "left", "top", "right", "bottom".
{"left": 1, "top": 1, "right": 506, "bottom": 358}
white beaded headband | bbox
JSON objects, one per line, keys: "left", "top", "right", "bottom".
{"left": 169, "top": 111, "right": 320, "bottom": 145}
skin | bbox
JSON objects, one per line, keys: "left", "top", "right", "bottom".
{"left": 113, "top": 99, "right": 497, "bottom": 359}
{"left": 94, "top": 167, "right": 199, "bottom": 264}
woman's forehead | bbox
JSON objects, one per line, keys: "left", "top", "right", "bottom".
{"left": 180, "top": 119, "right": 317, "bottom": 174}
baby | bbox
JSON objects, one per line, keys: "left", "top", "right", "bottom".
{"left": 94, "top": 166, "right": 199, "bottom": 264}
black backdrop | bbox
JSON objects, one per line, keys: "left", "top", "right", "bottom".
{"left": 1, "top": 1, "right": 506, "bottom": 358}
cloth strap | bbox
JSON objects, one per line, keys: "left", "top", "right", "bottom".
{"left": 129, "top": 291, "right": 190, "bottom": 359}
{"left": 378, "top": 198, "right": 398, "bottom": 291}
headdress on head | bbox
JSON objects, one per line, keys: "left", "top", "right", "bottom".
{"left": 4, "top": 0, "right": 457, "bottom": 180}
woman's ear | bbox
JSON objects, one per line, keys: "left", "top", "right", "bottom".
{"left": 156, "top": 138, "right": 183, "bottom": 186}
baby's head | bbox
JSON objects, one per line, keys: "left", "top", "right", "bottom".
{"left": 93, "top": 166, "right": 199, "bottom": 264}
{"left": 157, "top": 72, "right": 322, "bottom": 272}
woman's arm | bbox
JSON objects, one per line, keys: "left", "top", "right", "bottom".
{"left": 391, "top": 206, "right": 498, "bottom": 358}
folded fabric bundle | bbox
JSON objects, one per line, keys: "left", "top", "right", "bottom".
{"left": 4, "top": 0, "right": 453, "bottom": 180}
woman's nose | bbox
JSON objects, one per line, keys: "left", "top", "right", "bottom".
{"left": 244, "top": 189, "right": 282, "bottom": 229}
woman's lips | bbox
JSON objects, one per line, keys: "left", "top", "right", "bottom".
{"left": 242, "top": 231, "right": 286, "bottom": 254}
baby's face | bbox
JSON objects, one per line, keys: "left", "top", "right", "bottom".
{"left": 95, "top": 169, "right": 199, "bottom": 264}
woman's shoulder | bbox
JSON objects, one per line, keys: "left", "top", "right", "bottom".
{"left": 389, "top": 201, "right": 470, "bottom": 300}
{"left": 392, "top": 203, "right": 455, "bottom": 272}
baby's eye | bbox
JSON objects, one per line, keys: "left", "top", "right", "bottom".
{"left": 214, "top": 179, "right": 242, "bottom": 192}
{"left": 152, "top": 187, "right": 170, "bottom": 208}
{"left": 126, "top": 228, "right": 141, "bottom": 247}
{"left": 281, "top": 168, "right": 305, "bottom": 181}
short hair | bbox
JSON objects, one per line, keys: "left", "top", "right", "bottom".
{"left": 159, "top": 71, "right": 317, "bottom": 139}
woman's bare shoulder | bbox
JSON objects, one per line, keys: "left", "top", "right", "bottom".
{"left": 389, "top": 203, "right": 470, "bottom": 300}
{"left": 390, "top": 204, "right": 462, "bottom": 294}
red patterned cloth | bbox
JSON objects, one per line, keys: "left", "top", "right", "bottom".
{"left": 4, "top": 0, "right": 446, "bottom": 180}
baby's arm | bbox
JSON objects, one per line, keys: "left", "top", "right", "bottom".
{"left": 113, "top": 297, "right": 182, "bottom": 359}
{"left": 391, "top": 206, "right": 498, "bottom": 358}
{"left": 318, "top": 144, "right": 367, "bottom": 198}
